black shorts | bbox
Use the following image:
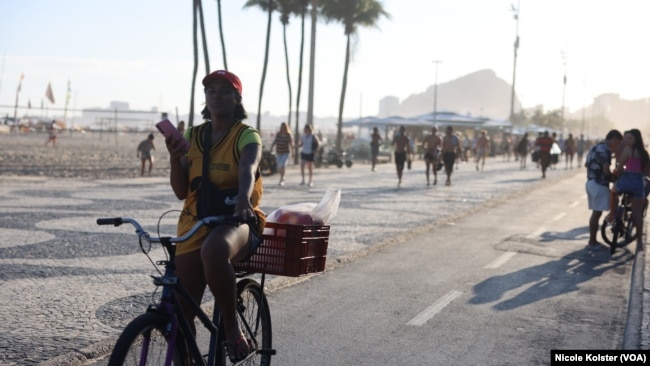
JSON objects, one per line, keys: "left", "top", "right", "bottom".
{"left": 395, "top": 151, "right": 407, "bottom": 168}
{"left": 301, "top": 152, "right": 314, "bottom": 162}
{"left": 424, "top": 151, "right": 438, "bottom": 163}
{"left": 443, "top": 152, "right": 456, "bottom": 169}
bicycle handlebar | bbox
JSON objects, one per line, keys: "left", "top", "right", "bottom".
{"left": 96, "top": 215, "right": 249, "bottom": 244}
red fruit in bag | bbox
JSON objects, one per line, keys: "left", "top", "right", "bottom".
{"left": 274, "top": 209, "right": 314, "bottom": 225}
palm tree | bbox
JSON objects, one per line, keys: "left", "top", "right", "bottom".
{"left": 320, "top": 0, "right": 389, "bottom": 152}
{"left": 189, "top": 0, "right": 200, "bottom": 127}
{"left": 216, "top": 0, "right": 228, "bottom": 70}
{"left": 276, "top": 0, "right": 305, "bottom": 130}
{"left": 243, "top": 0, "right": 275, "bottom": 131}
{"left": 189, "top": 0, "right": 211, "bottom": 127}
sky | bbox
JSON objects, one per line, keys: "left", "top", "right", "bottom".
{"left": 1, "top": 0, "right": 650, "bottom": 125}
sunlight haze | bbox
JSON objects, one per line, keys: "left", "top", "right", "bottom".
{"left": 1, "top": 0, "right": 649, "bottom": 127}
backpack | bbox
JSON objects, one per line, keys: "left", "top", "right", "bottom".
{"left": 311, "top": 135, "right": 320, "bottom": 152}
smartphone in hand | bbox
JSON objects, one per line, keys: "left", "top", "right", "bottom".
{"left": 155, "top": 119, "right": 190, "bottom": 153}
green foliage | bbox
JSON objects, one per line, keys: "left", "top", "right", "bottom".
{"left": 320, "top": 0, "right": 391, "bottom": 35}
{"left": 320, "top": 0, "right": 390, "bottom": 152}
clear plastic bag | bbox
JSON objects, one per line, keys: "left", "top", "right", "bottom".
{"left": 266, "top": 187, "right": 341, "bottom": 226}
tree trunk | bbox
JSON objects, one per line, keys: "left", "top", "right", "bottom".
{"left": 189, "top": 0, "right": 200, "bottom": 127}
{"left": 256, "top": 0, "right": 273, "bottom": 131}
{"left": 294, "top": 3, "right": 306, "bottom": 165}
{"left": 197, "top": 0, "right": 210, "bottom": 75}
{"left": 336, "top": 34, "right": 351, "bottom": 153}
{"left": 306, "top": 0, "right": 317, "bottom": 127}
{"left": 282, "top": 23, "right": 292, "bottom": 128}
{"left": 217, "top": 0, "right": 228, "bottom": 70}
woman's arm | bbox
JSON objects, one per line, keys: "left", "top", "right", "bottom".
{"left": 236, "top": 143, "right": 261, "bottom": 220}
{"left": 165, "top": 135, "right": 189, "bottom": 200}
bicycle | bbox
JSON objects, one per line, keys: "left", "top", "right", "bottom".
{"left": 601, "top": 189, "right": 649, "bottom": 254}
{"left": 97, "top": 215, "right": 274, "bottom": 366}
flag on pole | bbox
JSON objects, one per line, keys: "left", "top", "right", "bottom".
{"left": 17, "top": 73, "right": 24, "bottom": 92}
{"left": 45, "top": 82, "right": 55, "bottom": 104}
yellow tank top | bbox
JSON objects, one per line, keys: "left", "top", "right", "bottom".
{"left": 176, "top": 121, "right": 265, "bottom": 255}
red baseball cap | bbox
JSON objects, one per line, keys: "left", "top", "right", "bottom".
{"left": 202, "top": 70, "right": 243, "bottom": 95}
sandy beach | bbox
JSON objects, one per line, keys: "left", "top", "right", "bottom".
{"left": 0, "top": 131, "right": 172, "bottom": 179}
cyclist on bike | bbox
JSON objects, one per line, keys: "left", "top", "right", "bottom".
{"left": 585, "top": 129, "right": 622, "bottom": 249}
{"left": 165, "top": 70, "right": 265, "bottom": 363}
{"left": 608, "top": 129, "right": 650, "bottom": 250}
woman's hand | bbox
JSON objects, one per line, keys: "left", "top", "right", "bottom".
{"left": 165, "top": 135, "right": 187, "bottom": 160}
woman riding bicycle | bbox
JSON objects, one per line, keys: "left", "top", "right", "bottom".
{"left": 164, "top": 70, "right": 265, "bottom": 363}
{"left": 608, "top": 129, "right": 650, "bottom": 250}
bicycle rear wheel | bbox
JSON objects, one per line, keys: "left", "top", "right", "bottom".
{"left": 235, "top": 278, "right": 273, "bottom": 366}
{"left": 601, "top": 220, "right": 635, "bottom": 255}
{"left": 108, "top": 312, "right": 188, "bottom": 366}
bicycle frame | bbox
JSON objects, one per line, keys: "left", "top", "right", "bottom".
{"left": 139, "top": 236, "right": 217, "bottom": 365}
{"left": 99, "top": 216, "right": 273, "bottom": 366}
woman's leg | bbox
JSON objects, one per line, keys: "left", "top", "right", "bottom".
{"left": 307, "top": 161, "right": 313, "bottom": 185}
{"left": 631, "top": 198, "right": 644, "bottom": 248}
{"left": 201, "top": 225, "right": 251, "bottom": 352}
{"left": 300, "top": 159, "right": 306, "bottom": 184}
{"left": 175, "top": 250, "right": 207, "bottom": 336}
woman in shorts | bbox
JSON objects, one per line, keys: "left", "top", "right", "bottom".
{"left": 269, "top": 122, "right": 293, "bottom": 186}
{"left": 609, "top": 129, "right": 650, "bottom": 249}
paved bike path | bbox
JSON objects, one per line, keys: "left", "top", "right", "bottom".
{"left": 0, "top": 159, "right": 645, "bottom": 365}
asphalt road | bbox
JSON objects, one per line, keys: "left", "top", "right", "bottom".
{"left": 266, "top": 170, "right": 633, "bottom": 365}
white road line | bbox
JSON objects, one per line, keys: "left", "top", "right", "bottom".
{"left": 569, "top": 200, "right": 581, "bottom": 208}
{"left": 484, "top": 251, "right": 517, "bottom": 269}
{"left": 407, "top": 290, "right": 463, "bottom": 326}
{"left": 526, "top": 227, "right": 546, "bottom": 239}
{"left": 551, "top": 212, "right": 567, "bottom": 221}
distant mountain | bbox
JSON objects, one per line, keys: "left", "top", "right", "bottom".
{"left": 395, "top": 69, "right": 520, "bottom": 119}
{"left": 567, "top": 93, "right": 650, "bottom": 135}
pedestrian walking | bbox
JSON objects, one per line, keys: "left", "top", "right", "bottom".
{"left": 441, "top": 126, "right": 461, "bottom": 186}
{"left": 516, "top": 133, "right": 529, "bottom": 170}
{"left": 475, "top": 130, "right": 490, "bottom": 171}
{"left": 391, "top": 125, "right": 411, "bottom": 188}
{"left": 298, "top": 124, "right": 318, "bottom": 187}
{"left": 269, "top": 122, "right": 293, "bottom": 186}
{"left": 44, "top": 120, "right": 58, "bottom": 147}
{"left": 535, "top": 131, "right": 554, "bottom": 178}
{"left": 422, "top": 126, "right": 441, "bottom": 186}
{"left": 370, "top": 127, "right": 383, "bottom": 172}
{"left": 137, "top": 133, "right": 156, "bottom": 176}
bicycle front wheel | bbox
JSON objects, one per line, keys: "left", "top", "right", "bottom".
{"left": 236, "top": 278, "right": 273, "bottom": 366}
{"left": 108, "top": 311, "right": 188, "bottom": 366}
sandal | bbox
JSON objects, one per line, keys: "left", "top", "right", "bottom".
{"left": 227, "top": 334, "right": 252, "bottom": 363}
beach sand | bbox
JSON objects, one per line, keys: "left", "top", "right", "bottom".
{"left": 0, "top": 131, "right": 171, "bottom": 179}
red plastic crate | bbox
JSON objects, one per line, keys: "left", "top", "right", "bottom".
{"left": 234, "top": 222, "right": 330, "bottom": 276}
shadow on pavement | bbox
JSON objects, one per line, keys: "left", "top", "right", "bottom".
{"left": 467, "top": 247, "right": 633, "bottom": 311}
{"left": 538, "top": 226, "right": 589, "bottom": 242}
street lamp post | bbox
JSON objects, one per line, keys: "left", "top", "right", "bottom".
{"left": 561, "top": 51, "right": 567, "bottom": 134}
{"left": 432, "top": 60, "right": 441, "bottom": 124}
{"left": 509, "top": 1, "right": 520, "bottom": 124}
